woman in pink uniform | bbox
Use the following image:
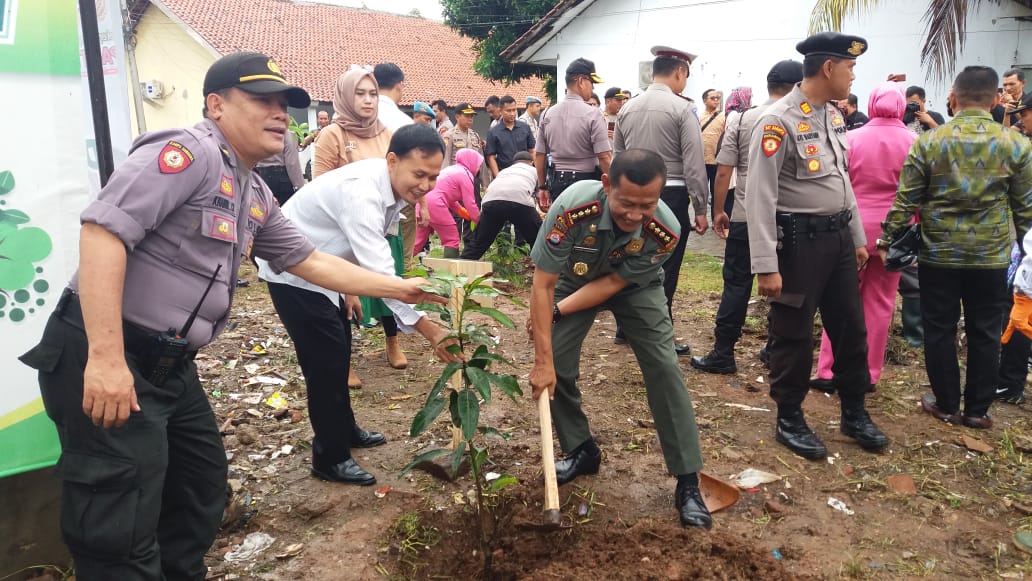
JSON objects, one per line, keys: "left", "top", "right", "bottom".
{"left": 812, "top": 82, "right": 917, "bottom": 392}
{"left": 414, "top": 148, "right": 484, "bottom": 257}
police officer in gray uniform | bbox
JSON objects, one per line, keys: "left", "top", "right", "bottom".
{"left": 745, "top": 34, "right": 888, "bottom": 460}
{"left": 19, "top": 52, "right": 443, "bottom": 581}
{"left": 536, "top": 58, "right": 613, "bottom": 206}
{"left": 614, "top": 46, "right": 709, "bottom": 354}
{"left": 691, "top": 60, "right": 803, "bottom": 375}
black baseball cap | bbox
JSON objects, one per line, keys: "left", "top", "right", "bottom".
{"left": 604, "top": 87, "right": 629, "bottom": 100}
{"left": 566, "top": 58, "right": 604, "bottom": 83}
{"left": 767, "top": 60, "right": 804, "bottom": 84}
{"left": 1013, "top": 92, "right": 1032, "bottom": 114}
{"left": 203, "top": 51, "right": 310, "bottom": 108}
{"left": 796, "top": 32, "right": 868, "bottom": 59}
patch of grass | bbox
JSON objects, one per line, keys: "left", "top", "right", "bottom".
{"left": 676, "top": 252, "right": 725, "bottom": 295}
{"left": 839, "top": 553, "right": 870, "bottom": 579}
{"left": 387, "top": 511, "right": 441, "bottom": 575}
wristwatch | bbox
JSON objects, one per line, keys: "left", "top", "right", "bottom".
{"left": 875, "top": 238, "right": 890, "bottom": 250}
{"left": 552, "top": 303, "right": 563, "bottom": 323}
{"left": 538, "top": 184, "right": 549, "bottom": 191}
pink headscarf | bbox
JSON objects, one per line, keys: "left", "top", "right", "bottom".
{"left": 332, "top": 69, "right": 386, "bottom": 139}
{"left": 454, "top": 148, "right": 484, "bottom": 177}
{"left": 725, "top": 86, "right": 753, "bottom": 115}
{"left": 866, "top": 81, "right": 907, "bottom": 121}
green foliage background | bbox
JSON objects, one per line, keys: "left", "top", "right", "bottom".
{"left": 441, "top": 0, "right": 558, "bottom": 102}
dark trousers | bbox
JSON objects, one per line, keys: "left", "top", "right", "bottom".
{"left": 267, "top": 282, "right": 358, "bottom": 467}
{"left": 20, "top": 304, "right": 226, "bottom": 581}
{"left": 712, "top": 222, "right": 753, "bottom": 345}
{"left": 660, "top": 185, "right": 692, "bottom": 315}
{"left": 460, "top": 200, "right": 542, "bottom": 260}
{"left": 255, "top": 165, "right": 296, "bottom": 206}
{"left": 998, "top": 290, "right": 1032, "bottom": 393}
{"left": 769, "top": 227, "right": 870, "bottom": 408}
{"left": 548, "top": 172, "right": 599, "bottom": 203}
{"left": 919, "top": 265, "right": 1007, "bottom": 416}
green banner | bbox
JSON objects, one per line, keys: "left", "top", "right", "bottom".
{"left": 0, "top": 0, "right": 88, "bottom": 478}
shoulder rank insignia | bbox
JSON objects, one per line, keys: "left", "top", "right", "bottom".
{"left": 644, "top": 218, "right": 678, "bottom": 251}
{"left": 799, "top": 102, "right": 813, "bottom": 115}
{"left": 565, "top": 201, "right": 601, "bottom": 227}
{"left": 158, "top": 141, "right": 194, "bottom": 174}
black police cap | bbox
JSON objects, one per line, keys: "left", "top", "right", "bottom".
{"left": 203, "top": 51, "right": 310, "bottom": 108}
{"left": 566, "top": 58, "right": 604, "bottom": 83}
{"left": 454, "top": 102, "right": 476, "bottom": 115}
{"left": 767, "top": 60, "right": 804, "bottom": 84}
{"left": 796, "top": 32, "right": 868, "bottom": 59}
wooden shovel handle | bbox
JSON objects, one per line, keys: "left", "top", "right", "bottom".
{"left": 538, "top": 393, "right": 561, "bottom": 521}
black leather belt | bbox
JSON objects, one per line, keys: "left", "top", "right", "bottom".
{"left": 55, "top": 288, "right": 197, "bottom": 360}
{"left": 553, "top": 170, "right": 600, "bottom": 181}
{"left": 777, "top": 209, "right": 852, "bottom": 234}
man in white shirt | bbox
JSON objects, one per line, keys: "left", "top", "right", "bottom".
{"left": 374, "top": 62, "right": 418, "bottom": 265}
{"left": 374, "top": 63, "right": 415, "bottom": 132}
{"left": 256, "top": 125, "right": 460, "bottom": 486}
{"left": 461, "top": 151, "right": 542, "bottom": 260}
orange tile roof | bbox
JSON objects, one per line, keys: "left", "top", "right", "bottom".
{"left": 155, "top": 0, "right": 548, "bottom": 106}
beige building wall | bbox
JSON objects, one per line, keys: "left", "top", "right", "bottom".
{"left": 129, "top": 3, "right": 217, "bottom": 134}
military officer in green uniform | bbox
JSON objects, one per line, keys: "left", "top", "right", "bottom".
{"left": 528, "top": 149, "right": 711, "bottom": 528}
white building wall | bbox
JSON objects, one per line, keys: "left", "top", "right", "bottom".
{"left": 527, "top": 0, "right": 1032, "bottom": 115}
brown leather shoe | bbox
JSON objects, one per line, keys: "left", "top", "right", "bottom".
{"left": 961, "top": 414, "right": 993, "bottom": 429}
{"left": 348, "top": 367, "right": 363, "bottom": 389}
{"left": 920, "top": 393, "right": 959, "bottom": 424}
{"left": 386, "top": 335, "right": 408, "bottom": 369}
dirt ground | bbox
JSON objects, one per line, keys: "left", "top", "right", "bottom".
{"left": 193, "top": 253, "right": 1032, "bottom": 581}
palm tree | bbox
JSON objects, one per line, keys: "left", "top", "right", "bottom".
{"left": 810, "top": 0, "right": 1032, "bottom": 82}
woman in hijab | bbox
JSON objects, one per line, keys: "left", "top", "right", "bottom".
{"left": 311, "top": 69, "right": 406, "bottom": 387}
{"left": 724, "top": 86, "right": 753, "bottom": 117}
{"left": 414, "top": 148, "right": 484, "bottom": 258}
{"left": 811, "top": 82, "right": 917, "bottom": 392}
{"left": 313, "top": 68, "right": 391, "bottom": 177}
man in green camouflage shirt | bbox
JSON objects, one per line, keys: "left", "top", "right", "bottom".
{"left": 880, "top": 65, "right": 1032, "bottom": 429}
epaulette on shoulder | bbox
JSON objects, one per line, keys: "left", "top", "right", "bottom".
{"left": 644, "top": 217, "right": 678, "bottom": 251}
{"left": 565, "top": 201, "right": 601, "bottom": 227}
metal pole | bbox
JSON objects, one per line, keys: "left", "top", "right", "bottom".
{"left": 78, "top": 0, "right": 115, "bottom": 187}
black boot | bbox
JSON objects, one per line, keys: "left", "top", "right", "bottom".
{"left": 690, "top": 337, "right": 737, "bottom": 374}
{"left": 775, "top": 409, "right": 827, "bottom": 460}
{"left": 674, "top": 474, "right": 712, "bottom": 529}
{"left": 555, "top": 439, "right": 601, "bottom": 485}
{"left": 840, "top": 397, "right": 889, "bottom": 451}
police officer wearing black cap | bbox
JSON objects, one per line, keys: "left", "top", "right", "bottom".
{"left": 745, "top": 33, "right": 889, "bottom": 460}
{"left": 536, "top": 58, "right": 613, "bottom": 206}
{"left": 19, "top": 51, "right": 444, "bottom": 580}
{"left": 691, "top": 60, "right": 803, "bottom": 375}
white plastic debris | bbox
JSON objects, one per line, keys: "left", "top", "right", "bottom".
{"left": 731, "top": 468, "right": 782, "bottom": 488}
{"left": 224, "top": 532, "right": 275, "bottom": 562}
{"left": 827, "top": 496, "right": 855, "bottom": 516}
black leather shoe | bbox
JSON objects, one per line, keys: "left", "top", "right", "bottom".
{"left": 775, "top": 411, "right": 827, "bottom": 460}
{"left": 311, "top": 458, "right": 376, "bottom": 485}
{"left": 674, "top": 343, "right": 692, "bottom": 356}
{"left": 352, "top": 429, "right": 387, "bottom": 448}
{"left": 920, "top": 393, "right": 960, "bottom": 424}
{"left": 961, "top": 414, "right": 993, "bottom": 429}
{"left": 690, "top": 350, "right": 737, "bottom": 374}
{"left": 840, "top": 405, "right": 889, "bottom": 451}
{"left": 555, "top": 445, "right": 601, "bottom": 485}
{"left": 674, "top": 480, "right": 712, "bottom": 529}
{"left": 808, "top": 377, "right": 835, "bottom": 393}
